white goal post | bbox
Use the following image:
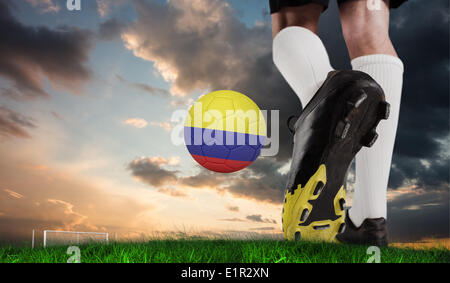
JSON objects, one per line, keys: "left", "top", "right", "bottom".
{"left": 43, "top": 230, "right": 109, "bottom": 248}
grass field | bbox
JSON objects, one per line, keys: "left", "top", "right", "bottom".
{"left": 1, "top": 240, "right": 449, "bottom": 263}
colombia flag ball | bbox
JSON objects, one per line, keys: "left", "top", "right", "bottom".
{"left": 184, "top": 90, "right": 267, "bottom": 173}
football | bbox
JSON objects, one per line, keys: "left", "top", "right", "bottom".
{"left": 184, "top": 90, "right": 266, "bottom": 173}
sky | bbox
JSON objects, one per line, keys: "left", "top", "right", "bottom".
{"left": 0, "top": 0, "right": 448, "bottom": 244}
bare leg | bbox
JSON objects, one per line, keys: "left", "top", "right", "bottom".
{"left": 339, "top": 0, "right": 397, "bottom": 59}
{"left": 272, "top": 4, "right": 324, "bottom": 37}
{"left": 338, "top": 0, "right": 404, "bottom": 229}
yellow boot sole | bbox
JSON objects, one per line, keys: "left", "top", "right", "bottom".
{"left": 282, "top": 164, "right": 345, "bottom": 243}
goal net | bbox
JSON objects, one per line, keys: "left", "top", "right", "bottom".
{"left": 43, "top": 230, "right": 109, "bottom": 247}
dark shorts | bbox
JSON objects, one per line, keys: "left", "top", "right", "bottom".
{"left": 270, "top": 0, "right": 407, "bottom": 14}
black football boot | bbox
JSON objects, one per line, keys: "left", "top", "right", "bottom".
{"left": 336, "top": 211, "right": 388, "bottom": 246}
{"left": 282, "top": 70, "right": 390, "bottom": 243}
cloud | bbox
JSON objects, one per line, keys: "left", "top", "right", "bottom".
{"left": 0, "top": 107, "right": 36, "bottom": 139}
{"left": 220, "top": 173, "right": 285, "bottom": 204}
{"left": 156, "top": 188, "right": 190, "bottom": 198}
{"left": 98, "top": 18, "right": 128, "bottom": 41}
{"left": 225, "top": 204, "right": 239, "bottom": 212}
{"left": 178, "top": 158, "right": 286, "bottom": 204}
{"left": 124, "top": 118, "right": 148, "bottom": 129}
{"left": 389, "top": 150, "right": 449, "bottom": 190}
{"left": 219, "top": 157, "right": 287, "bottom": 203}
{"left": 0, "top": 2, "right": 93, "bottom": 100}
{"left": 127, "top": 157, "right": 179, "bottom": 187}
{"left": 246, "top": 214, "right": 276, "bottom": 224}
{"left": 149, "top": 121, "right": 173, "bottom": 132}
{"left": 26, "top": 0, "right": 60, "bottom": 13}
{"left": 4, "top": 189, "right": 24, "bottom": 199}
{"left": 116, "top": 75, "right": 171, "bottom": 96}
{"left": 219, "top": 214, "right": 277, "bottom": 224}
{"left": 97, "top": 0, "right": 110, "bottom": 17}
{"left": 47, "top": 198, "right": 97, "bottom": 231}
{"left": 96, "top": 0, "right": 127, "bottom": 17}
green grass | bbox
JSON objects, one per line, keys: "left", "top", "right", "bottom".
{"left": 1, "top": 240, "right": 449, "bottom": 263}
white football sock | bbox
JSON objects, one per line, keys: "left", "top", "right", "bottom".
{"left": 349, "top": 54, "right": 404, "bottom": 227}
{"left": 273, "top": 26, "right": 333, "bottom": 107}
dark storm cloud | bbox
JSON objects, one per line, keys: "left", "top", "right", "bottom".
{"left": 0, "top": 106, "right": 36, "bottom": 139}
{"left": 0, "top": 1, "right": 93, "bottom": 100}
{"left": 116, "top": 75, "right": 171, "bottom": 96}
